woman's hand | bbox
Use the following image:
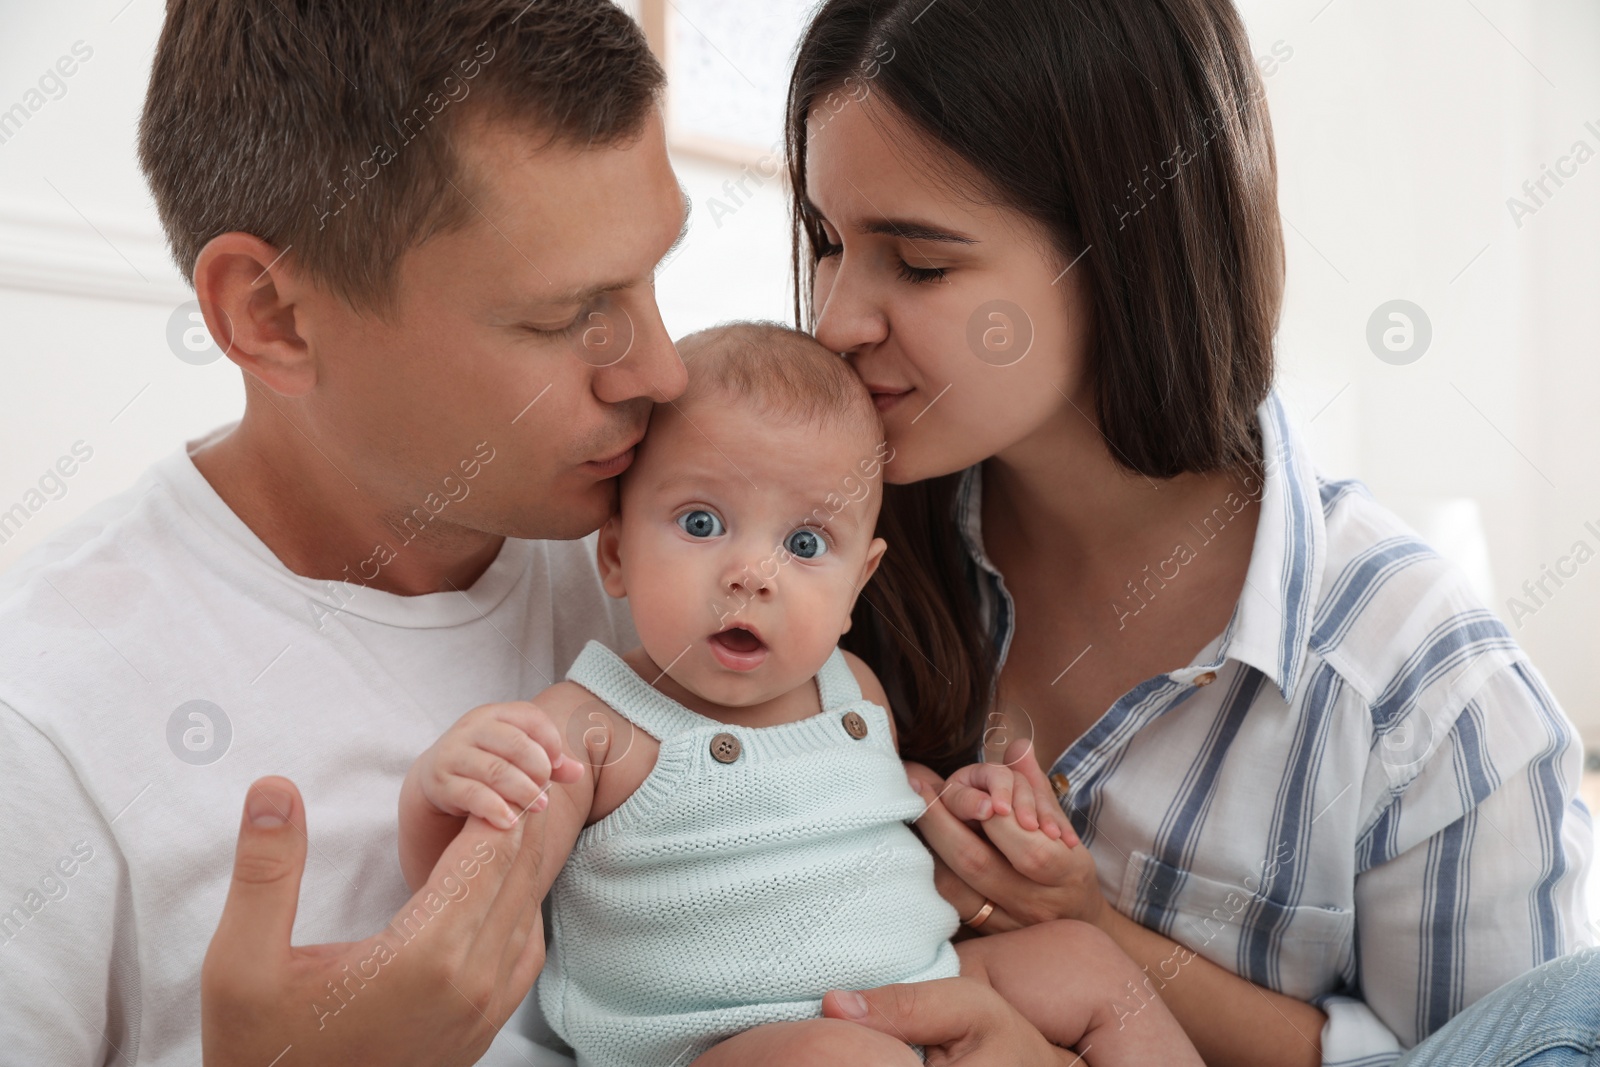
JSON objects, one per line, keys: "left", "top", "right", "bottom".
{"left": 911, "top": 746, "right": 1328, "bottom": 1067}
{"left": 906, "top": 739, "right": 1106, "bottom": 934}
{"left": 821, "top": 978, "right": 1079, "bottom": 1066}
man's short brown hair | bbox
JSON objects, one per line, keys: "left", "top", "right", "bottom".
{"left": 139, "top": 0, "right": 664, "bottom": 313}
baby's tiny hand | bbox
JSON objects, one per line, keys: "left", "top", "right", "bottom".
{"left": 413, "top": 700, "right": 583, "bottom": 830}
{"left": 938, "top": 762, "right": 1072, "bottom": 842}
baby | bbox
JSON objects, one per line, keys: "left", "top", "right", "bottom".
{"left": 399, "top": 323, "right": 1200, "bottom": 1066}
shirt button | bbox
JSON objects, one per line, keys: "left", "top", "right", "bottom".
{"left": 841, "top": 711, "right": 869, "bottom": 739}
{"left": 710, "top": 732, "right": 742, "bottom": 763}
{"left": 1049, "top": 772, "right": 1071, "bottom": 800}
{"left": 1193, "top": 671, "right": 1218, "bottom": 687}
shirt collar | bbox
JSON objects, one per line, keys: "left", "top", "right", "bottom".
{"left": 952, "top": 390, "right": 1326, "bottom": 703}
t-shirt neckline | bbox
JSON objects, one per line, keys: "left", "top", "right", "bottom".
{"left": 159, "top": 424, "right": 536, "bottom": 629}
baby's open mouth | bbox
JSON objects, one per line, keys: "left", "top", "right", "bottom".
{"left": 708, "top": 625, "right": 768, "bottom": 671}
{"left": 710, "top": 627, "right": 763, "bottom": 654}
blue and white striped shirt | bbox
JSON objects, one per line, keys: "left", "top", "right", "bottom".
{"left": 953, "top": 392, "right": 1592, "bottom": 1064}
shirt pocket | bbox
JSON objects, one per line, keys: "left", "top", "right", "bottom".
{"left": 1116, "top": 849, "right": 1353, "bottom": 1001}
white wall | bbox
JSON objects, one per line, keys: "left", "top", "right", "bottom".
{"left": 1237, "top": 0, "right": 1600, "bottom": 738}
{"left": 0, "top": 1, "right": 230, "bottom": 570}
{"left": 3, "top": 0, "right": 1598, "bottom": 737}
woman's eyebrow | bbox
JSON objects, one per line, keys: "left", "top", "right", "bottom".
{"left": 861, "top": 218, "right": 978, "bottom": 245}
{"left": 803, "top": 200, "right": 978, "bottom": 245}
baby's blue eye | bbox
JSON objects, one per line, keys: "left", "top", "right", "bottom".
{"left": 785, "top": 528, "right": 828, "bottom": 559}
{"left": 677, "top": 510, "right": 724, "bottom": 538}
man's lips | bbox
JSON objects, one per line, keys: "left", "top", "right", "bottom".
{"left": 582, "top": 434, "right": 644, "bottom": 477}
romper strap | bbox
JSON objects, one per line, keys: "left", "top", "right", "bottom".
{"left": 564, "top": 641, "right": 717, "bottom": 742}
{"left": 815, "top": 646, "right": 863, "bottom": 711}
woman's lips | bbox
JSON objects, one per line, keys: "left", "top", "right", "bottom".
{"left": 708, "top": 627, "right": 767, "bottom": 671}
{"left": 869, "top": 388, "right": 912, "bottom": 413}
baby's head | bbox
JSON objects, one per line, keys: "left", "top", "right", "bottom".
{"left": 597, "top": 322, "right": 891, "bottom": 708}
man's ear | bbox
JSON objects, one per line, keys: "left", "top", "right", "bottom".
{"left": 841, "top": 535, "right": 888, "bottom": 636}
{"left": 192, "top": 232, "right": 316, "bottom": 398}
{"left": 597, "top": 516, "right": 627, "bottom": 599}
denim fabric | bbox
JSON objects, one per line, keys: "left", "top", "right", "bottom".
{"left": 1394, "top": 947, "right": 1600, "bottom": 1067}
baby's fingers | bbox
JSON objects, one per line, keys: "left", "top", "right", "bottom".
{"left": 491, "top": 701, "right": 582, "bottom": 785}
{"left": 1002, "top": 738, "right": 1078, "bottom": 845}
{"left": 476, "top": 719, "right": 567, "bottom": 793}
{"left": 1037, "top": 787, "right": 1074, "bottom": 844}
{"left": 1009, "top": 774, "right": 1041, "bottom": 833}
{"left": 943, "top": 764, "right": 1015, "bottom": 822}
{"left": 939, "top": 778, "right": 991, "bottom": 822}
{"left": 438, "top": 748, "right": 546, "bottom": 829}
{"left": 1004, "top": 776, "right": 1069, "bottom": 841}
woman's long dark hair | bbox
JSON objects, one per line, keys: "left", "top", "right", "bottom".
{"left": 788, "top": 0, "right": 1284, "bottom": 775}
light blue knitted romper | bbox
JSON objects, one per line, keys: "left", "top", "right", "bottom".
{"left": 537, "top": 640, "right": 962, "bottom": 1067}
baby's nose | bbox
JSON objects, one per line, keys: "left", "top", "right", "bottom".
{"left": 722, "top": 553, "right": 777, "bottom": 596}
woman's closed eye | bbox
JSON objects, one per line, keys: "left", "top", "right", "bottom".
{"left": 895, "top": 259, "right": 947, "bottom": 284}
{"left": 812, "top": 214, "right": 947, "bottom": 283}
{"left": 814, "top": 224, "right": 843, "bottom": 258}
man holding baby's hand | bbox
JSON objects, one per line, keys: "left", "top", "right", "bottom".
{"left": 0, "top": 2, "right": 690, "bottom": 1063}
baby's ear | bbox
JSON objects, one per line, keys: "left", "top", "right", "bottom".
{"left": 841, "top": 537, "right": 888, "bottom": 635}
{"left": 862, "top": 536, "right": 887, "bottom": 585}
{"left": 596, "top": 516, "right": 627, "bottom": 599}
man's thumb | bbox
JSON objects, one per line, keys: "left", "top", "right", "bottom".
{"left": 214, "top": 776, "right": 307, "bottom": 956}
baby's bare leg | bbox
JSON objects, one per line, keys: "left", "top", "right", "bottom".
{"left": 957, "top": 919, "right": 1202, "bottom": 1066}
{"left": 689, "top": 1018, "right": 923, "bottom": 1067}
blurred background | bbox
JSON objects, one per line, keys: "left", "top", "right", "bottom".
{"left": 0, "top": 0, "right": 1596, "bottom": 753}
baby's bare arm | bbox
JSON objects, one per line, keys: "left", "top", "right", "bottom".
{"left": 398, "top": 682, "right": 601, "bottom": 898}
{"left": 957, "top": 919, "right": 1204, "bottom": 1065}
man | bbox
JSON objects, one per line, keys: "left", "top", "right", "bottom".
{"left": 0, "top": 1, "right": 688, "bottom": 1063}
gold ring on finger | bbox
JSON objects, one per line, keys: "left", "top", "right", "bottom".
{"left": 963, "top": 899, "right": 996, "bottom": 928}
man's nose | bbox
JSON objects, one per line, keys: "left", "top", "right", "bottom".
{"left": 586, "top": 290, "right": 686, "bottom": 405}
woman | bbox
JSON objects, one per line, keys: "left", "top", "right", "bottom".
{"left": 785, "top": 0, "right": 1598, "bottom": 1063}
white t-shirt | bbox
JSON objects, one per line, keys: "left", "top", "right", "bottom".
{"left": 0, "top": 425, "right": 635, "bottom": 1066}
